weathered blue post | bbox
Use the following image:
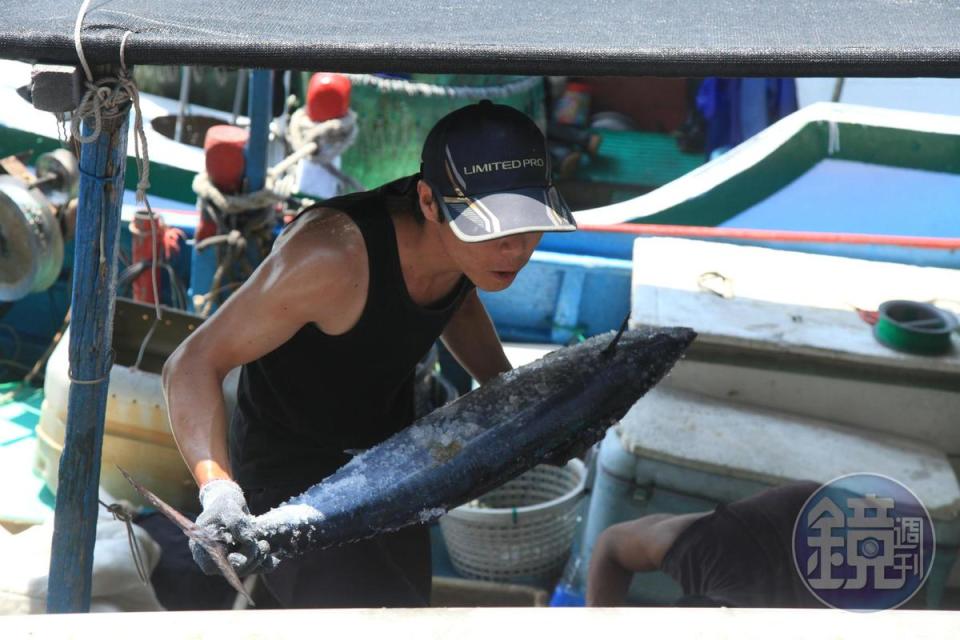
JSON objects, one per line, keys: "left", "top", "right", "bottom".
{"left": 47, "top": 71, "right": 130, "bottom": 613}
{"left": 245, "top": 69, "right": 273, "bottom": 191}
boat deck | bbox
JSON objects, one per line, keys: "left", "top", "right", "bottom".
{"left": 0, "top": 383, "right": 53, "bottom": 533}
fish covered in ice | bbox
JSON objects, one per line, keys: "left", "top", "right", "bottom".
{"left": 254, "top": 324, "right": 695, "bottom": 555}
{"left": 126, "top": 323, "right": 695, "bottom": 598}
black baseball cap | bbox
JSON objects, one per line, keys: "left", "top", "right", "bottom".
{"left": 421, "top": 100, "right": 577, "bottom": 243}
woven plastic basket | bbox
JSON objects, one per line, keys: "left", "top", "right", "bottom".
{"left": 439, "top": 460, "right": 586, "bottom": 583}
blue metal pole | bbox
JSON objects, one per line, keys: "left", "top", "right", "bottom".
{"left": 245, "top": 69, "right": 273, "bottom": 192}
{"left": 47, "top": 81, "right": 130, "bottom": 613}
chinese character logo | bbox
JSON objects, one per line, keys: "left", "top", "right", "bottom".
{"left": 793, "top": 473, "right": 935, "bottom": 611}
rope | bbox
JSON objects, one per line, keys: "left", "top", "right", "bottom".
{"left": 274, "top": 107, "right": 363, "bottom": 192}
{"left": 134, "top": 308, "right": 159, "bottom": 370}
{"left": 275, "top": 108, "right": 358, "bottom": 175}
{"left": 71, "top": 71, "right": 151, "bottom": 201}
{"left": 191, "top": 188, "right": 275, "bottom": 317}
{"left": 192, "top": 172, "right": 288, "bottom": 215}
{"left": 316, "top": 160, "right": 365, "bottom": 194}
{"left": 99, "top": 499, "right": 150, "bottom": 585}
{"left": 192, "top": 104, "right": 358, "bottom": 215}
{"left": 346, "top": 74, "right": 541, "bottom": 99}
{"left": 72, "top": 0, "right": 95, "bottom": 85}
{"left": 191, "top": 196, "right": 274, "bottom": 317}
{"left": 72, "top": 2, "right": 151, "bottom": 202}
{"left": 68, "top": 349, "right": 115, "bottom": 385}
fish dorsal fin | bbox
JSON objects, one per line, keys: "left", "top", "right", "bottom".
{"left": 601, "top": 314, "right": 631, "bottom": 357}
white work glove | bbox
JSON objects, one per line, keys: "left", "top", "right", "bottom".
{"left": 191, "top": 479, "right": 277, "bottom": 577}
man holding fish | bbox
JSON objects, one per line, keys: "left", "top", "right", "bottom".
{"left": 163, "top": 100, "right": 578, "bottom": 607}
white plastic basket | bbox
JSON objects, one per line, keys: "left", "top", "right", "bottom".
{"left": 439, "top": 459, "right": 586, "bottom": 582}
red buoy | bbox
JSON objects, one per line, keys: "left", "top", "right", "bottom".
{"left": 306, "top": 73, "right": 351, "bottom": 122}
{"left": 204, "top": 124, "right": 248, "bottom": 194}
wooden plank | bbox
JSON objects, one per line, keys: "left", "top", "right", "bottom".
{"left": 0, "top": 607, "right": 959, "bottom": 639}
{"left": 46, "top": 85, "right": 130, "bottom": 613}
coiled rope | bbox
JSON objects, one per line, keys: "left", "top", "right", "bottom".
{"left": 191, "top": 172, "right": 290, "bottom": 216}
{"left": 191, "top": 107, "right": 360, "bottom": 215}
{"left": 72, "top": 1, "right": 150, "bottom": 203}
{"left": 284, "top": 107, "right": 358, "bottom": 168}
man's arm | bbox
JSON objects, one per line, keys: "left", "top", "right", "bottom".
{"left": 586, "top": 512, "right": 707, "bottom": 606}
{"left": 162, "top": 211, "right": 367, "bottom": 487}
{"left": 440, "top": 289, "right": 512, "bottom": 384}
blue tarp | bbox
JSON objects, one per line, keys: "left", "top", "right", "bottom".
{"left": 697, "top": 79, "right": 799, "bottom": 157}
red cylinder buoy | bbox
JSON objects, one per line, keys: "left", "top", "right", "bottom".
{"left": 204, "top": 125, "right": 248, "bottom": 194}
{"left": 306, "top": 73, "right": 351, "bottom": 122}
{"left": 198, "top": 125, "right": 248, "bottom": 241}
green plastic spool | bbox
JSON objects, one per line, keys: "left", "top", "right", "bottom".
{"left": 873, "top": 300, "right": 958, "bottom": 355}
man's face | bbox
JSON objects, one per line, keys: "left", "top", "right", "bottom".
{"left": 417, "top": 179, "right": 543, "bottom": 290}
{"left": 450, "top": 230, "right": 543, "bottom": 292}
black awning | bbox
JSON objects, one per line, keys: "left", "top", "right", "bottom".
{"left": 2, "top": 0, "right": 959, "bottom": 76}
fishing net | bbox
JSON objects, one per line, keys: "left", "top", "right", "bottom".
{"left": 338, "top": 74, "right": 546, "bottom": 189}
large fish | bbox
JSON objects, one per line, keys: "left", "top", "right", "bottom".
{"left": 127, "top": 323, "right": 695, "bottom": 599}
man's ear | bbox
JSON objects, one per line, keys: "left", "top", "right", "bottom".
{"left": 417, "top": 180, "right": 443, "bottom": 224}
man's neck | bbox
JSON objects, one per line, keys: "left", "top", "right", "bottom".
{"left": 390, "top": 210, "right": 463, "bottom": 307}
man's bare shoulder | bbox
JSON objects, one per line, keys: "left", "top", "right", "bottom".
{"left": 267, "top": 208, "right": 367, "bottom": 283}
{"left": 249, "top": 207, "right": 369, "bottom": 333}
{"left": 275, "top": 207, "right": 365, "bottom": 260}
{"left": 172, "top": 208, "right": 370, "bottom": 368}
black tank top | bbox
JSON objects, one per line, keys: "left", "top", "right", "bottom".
{"left": 229, "top": 175, "right": 475, "bottom": 491}
{"left": 660, "top": 481, "right": 822, "bottom": 608}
